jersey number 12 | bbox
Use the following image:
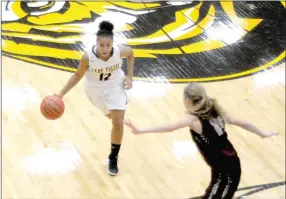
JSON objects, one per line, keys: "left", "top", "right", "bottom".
{"left": 100, "top": 73, "right": 111, "bottom": 81}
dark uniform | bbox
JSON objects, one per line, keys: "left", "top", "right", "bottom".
{"left": 190, "top": 109, "right": 241, "bottom": 199}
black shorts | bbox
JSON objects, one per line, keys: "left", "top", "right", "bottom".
{"left": 202, "top": 157, "right": 241, "bottom": 199}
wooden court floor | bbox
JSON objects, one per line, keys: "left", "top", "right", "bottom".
{"left": 2, "top": 56, "right": 285, "bottom": 199}
{"left": 1, "top": 1, "right": 285, "bottom": 198}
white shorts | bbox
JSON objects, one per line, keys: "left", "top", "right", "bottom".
{"left": 84, "top": 81, "right": 128, "bottom": 115}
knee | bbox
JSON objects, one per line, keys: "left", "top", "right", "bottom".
{"left": 110, "top": 110, "right": 125, "bottom": 131}
{"left": 112, "top": 118, "right": 124, "bottom": 130}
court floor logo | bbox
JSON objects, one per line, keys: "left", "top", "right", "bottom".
{"left": 1, "top": 1, "right": 285, "bottom": 82}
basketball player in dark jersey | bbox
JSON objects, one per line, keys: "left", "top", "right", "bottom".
{"left": 124, "top": 82, "right": 278, "bottom": 199}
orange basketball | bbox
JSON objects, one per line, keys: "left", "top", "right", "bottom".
{"left": 40, "top": 95, "right": 65, "bottom": 120}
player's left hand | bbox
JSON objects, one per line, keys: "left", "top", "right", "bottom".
{"left": 124, "top": 76, "right": 133, "bottom": 90}
{"left": 124, "top": 119, "right": 142, "bottom": 134}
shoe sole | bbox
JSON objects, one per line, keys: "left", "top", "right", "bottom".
{"left": 108, "top": 170, "right": 118, "bottom": 176}
{"left": 105, "top": 159, "right": 119, "bottom": 176}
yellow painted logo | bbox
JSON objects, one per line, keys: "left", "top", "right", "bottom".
{"left": 2, "top": 1, "right": 285, "bottom": 82}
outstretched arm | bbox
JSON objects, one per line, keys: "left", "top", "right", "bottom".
{"left": 223, "top": 114, "right": 278, "bottom": 138}
{"left": 124, "top": 114, "right": 195, "bottom": 134}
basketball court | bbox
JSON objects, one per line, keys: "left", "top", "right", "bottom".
{"left": 2, "top": 1, "right": 285, "bottom": 198}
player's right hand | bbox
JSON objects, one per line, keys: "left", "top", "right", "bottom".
{"left": 54, "top": 93, "right": 63, "bottom": 98}
{"left": 261, "top": 132, "right": 279, "bottom": 138}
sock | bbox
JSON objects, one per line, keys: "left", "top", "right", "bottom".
{"left": 109, "top": 143, "right": 121, "bottom": 159}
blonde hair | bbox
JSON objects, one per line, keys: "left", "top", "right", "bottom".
{"left": 183, "top": 82, "right": 225, "bottom": 119}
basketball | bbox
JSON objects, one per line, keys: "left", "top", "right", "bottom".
{"left": 40, "top": 95, "right": 65, "bottom": 120}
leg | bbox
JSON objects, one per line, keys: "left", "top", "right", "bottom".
{"left": 84, "top": 84, "right": 110, "bottom": 116}
{"left": 202, "top": 170, "right": 229, "bottom": 199}
{"left": 84, "top": 83, "right": 126, "bottom": 176}
{"left": 202, "top": 170, "right": 237, "bottom": 199}
{"left": 103, "top": 81, "right": 128, "bottom": 176}
{"left": 110, "top": 110, "right": 125, "bottom": 144}
{"left": 202, "top": 159, "right": 241, "bottom": 199}
{"left": 222, "top": 159, "right": 241, "bottom": 199}
{"left": 107, "top": 110, "right": 125, "bottom": 175}
{"left": 106, "top": 83, "right": 128, "bottom": 175}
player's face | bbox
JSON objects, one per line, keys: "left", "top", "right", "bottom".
{"left": 97, "top": 36, "right": 113, "bottom": 58}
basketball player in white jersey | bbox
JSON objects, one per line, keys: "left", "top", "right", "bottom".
{"left": 56, "top": 21, "right": 135, "bottom": 176}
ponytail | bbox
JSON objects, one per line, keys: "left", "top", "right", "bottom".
{"left": 184, "top": 83, "right": 225, "bottom": 119}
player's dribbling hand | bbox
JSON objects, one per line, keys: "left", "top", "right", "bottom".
{"left": 124, "top": 76, "right": 133, "bottom": 90}
{"left": 261, "top": 132, "right": 279, "bottom": 138}
{"left": 123, "top": 119, "right": 142, "bottom": 134}
{"left": 54, "top": 93, "right": 63, "bottom": 98}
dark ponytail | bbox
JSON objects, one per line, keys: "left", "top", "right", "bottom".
{"left": 96, "top": 21, "right": 114, "bottom": 38}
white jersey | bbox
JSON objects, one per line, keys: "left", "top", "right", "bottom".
{"left": 84, "top": 44, "right": 125, "bottom": 88}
